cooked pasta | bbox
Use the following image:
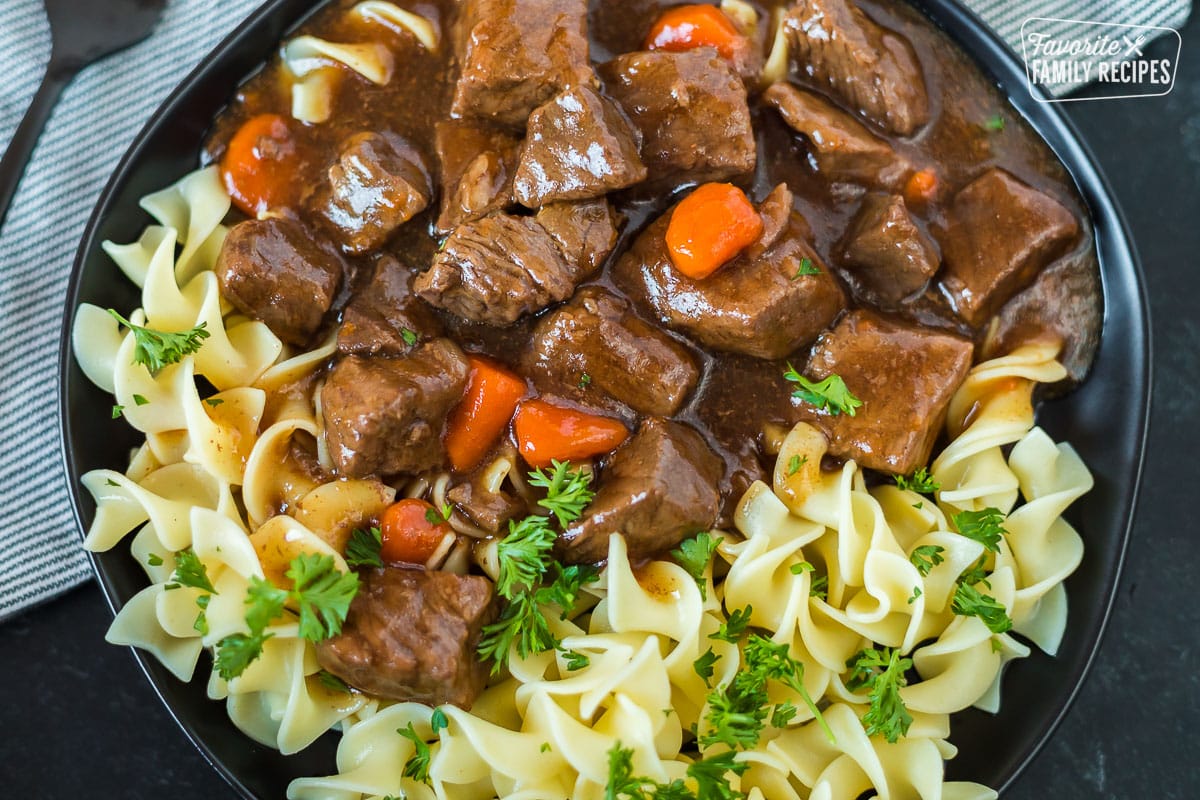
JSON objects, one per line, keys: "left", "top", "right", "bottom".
{"left": 74, "top": 163, "right": 1091, "bottom": 799}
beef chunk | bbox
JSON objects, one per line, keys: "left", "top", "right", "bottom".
{"left": 435, "top": 120, "right": 520, "bottom": 233}
{"left": 215, "top": 217, "right": 344, "bottom": 346}
{"left": 534, "top": 199, "right": 621, "bottom": 274}
{"left": 558, "top": 418, "right": 723, "bottom": 564}
{"left": 447, "top": 480, "right": 526, "bottom": 533}
{"left": 527, "top": 287, "right": 700, "bottom": 417}
{"left": 321, "top": 341, "right": 470, "bottom": 478}
{"left": 600, "top": 49, "right": 756, "bottom": 188}
{"left": 841, "top": 193, "right": 939, "bottom": 306}
{"left": 316, "top": 568, "right": 496, "bottom": 707}
{"left": 514, "top": 85, "right": 647, "bottom": 208}
{"left": 313, "top": 132, "right": 432, "bottom": 255}
{"left": 614, "top": 185, "right": 845, "bottom": 359}
{"left": 783, "top": 0, "right": 929, "bottom": 135}
{"left": 798, "top": 310, "right": 973, "bottom": 474}
{"left": 982, "top": 247, "right": 1103, "bottom": 386}
{"left": 938, "top": 168, "right": 1079, "bottom": 327}
{"left": 337, "top": 256, "right": 443, "bottom": 357}
{"left": 452, "top": 0, "right": 593, "bottom": 129}
{"left": 763, "top": 83, "right": 907, "bottom": 188}
{"left": 414, "top": 208, "right": 614, "bottom": 325}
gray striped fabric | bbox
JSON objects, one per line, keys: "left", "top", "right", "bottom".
{"left": 0, "top": 0, "right": 1189, "bottom": 621}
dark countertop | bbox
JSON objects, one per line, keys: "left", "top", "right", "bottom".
{"left": 2, "top": 13, "right": 1198, "bottom": 800}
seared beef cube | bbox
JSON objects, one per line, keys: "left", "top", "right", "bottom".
{"left": 316, "top": 568, "right": 496, "bottom": 707}
{"left": 841, "top": 193, "right": 939, "bottom": 306}
{"left": 435, "top": 120, "right": 520, "bottom": 233}
{"left": 527, "top": 287, "right": 700, "bottom": 417}
{"left": 447, "top": 480, "right": 526, "bottom": 533}
{"left": 783, "top": 0, "right": 929, "bottom": 135}
{"left": 514, "top": 85, "right": 646, "bottom": 207}
{"left": 558, "top": 418, "right": 723, "bottom": 564}
{"left": 321, "top": 341, "right": 470, "bottom": 478}
{"left": 534, "top": 199, "right": 621, "bottom": 274}
{"left": 798, "top": 310, "right": 973, "bottom": 474}
{"left": 314, "top": 132, "right": 432, "bottom": 255}
{"left": 982, "top": 247, "right": 1102, "bottom": 386}
{"left": 452, "top": 0, "right": 593, "bottom": 129}
{"left": 614, "top": 185, "right": 845, "bottom": 359}
{"left": 337, "top": 256, "right": 443, "bottom": 357}
{"left": 215, "top": 217, "right": 344, "bottom": 347}
{"left": 601, "top": 49, "right": 756, "bottom": 188}
{"left": 938, "top": 168, "right": 1079, "bottom": 327}
{"left": 763, "top": 83, "right": 907, "bottom": 188}
{"left": 414, "top": 214, "right": 584, "bottom": 325}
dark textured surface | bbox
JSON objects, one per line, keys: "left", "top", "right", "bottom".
{"left": 2, "top": 17, "right": 1198, "bottom": 800}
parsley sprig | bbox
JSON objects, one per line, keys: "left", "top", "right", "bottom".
{"left": 908, "top": 545, "right": 945, "bottom": 576}
{"left": 953, "top": 507, "right": 1008, "bottom": 552}
{"left": 398, "top": 722, "right": 433, "bottom": 784}
{"left": 895, "top": 467, "right": 940, "bottom": 494}
{"left": 672, "top": 532, "right": 720, "bottom": 599}
{"left": 845, "top": 647, "right": 914, "bottom": 743}
{"left": 345, "top": 526, "right": 383, "bottom": 568}
{"left": 949, "top": 557, "right": 1013, "bottom": 634}
{"left": 783, "top": 367, "right": 862, "bottom": 416}
{"left": 214, "top": 553, "right": 359, "bottom": 680}
{"left": 477, "top": 462, "right": 599, "bottom": 672}
{"left": 107, "top": 309, "right": 209, "bottom": 373}
{"left": 606, "top": 742, "right": 748, "bottom": 800}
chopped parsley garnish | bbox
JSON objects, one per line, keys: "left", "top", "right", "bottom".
{"left": 111, "top": 405, "right": 124, "bottom": 419}
{"left": 528, "top": 460, "right": 596, "bottom": 527}
{"left": 107, "top": 309, "right": 209, "bottom": 373}
{"left": 317, "top": 670, "right": 351, "bottom": 693}
{"left": 345, "top": 526, "right": 383, "bottom": 568}
{"left": 477, "top": 462, "right": 598, "bottom": 672}
{"left": 793, "top": 256, "right": 821, "bottom": 279}
{"left": 845, "top": 646, "right": 914, "bottom": 743}
{"left": 397, "top": 722, "right": 432, "bottom": 784}
{"left": 430, "top": 707, "right": 449, "bottom": 734}
{"left": 709, "top": 605, "right": 752, "bottom": 643}
{"left": 424, "top": 502, "right": 453, "bottom": 526}
{"left": 790, "top": 561, "right": 814, "bottom": 575}
{"left": 146, "top": 553, "right": 164, "bottom": 567}
{"left": 578, "top": 372, "right": 592, "bottom": 389}
{"left": 205, "top": 397, "right": 224, "bottom": 407}
{"left": 952, "top": 581, "right": 1013, "bottom": 634}
{"left": 214, "top": 554, "right": 358, "bottom": 680}
{"left": 909, "top": 545, "right": 945, "bottom": 576}
{"left": 786, "top": 454, "right": 807, "bottom": 476}
{"left": 167, "top": 548, "right": 215, "bottom": 593}
{"left": 400, "top": 327, "right": 419, "bottom": 347}
{"left": 561, "top": 648, "right": 590, "bottom": 671}
{"left": 983, "top": 114, "right": 1005, "bottom": 131}
{"left": 694, "top": 648, "right": 720, "bottom": 685}
{"left": 671, "top": 532, "right": 720, "bottom": 598}
{"left": 605, "top": 742, "right": 747, "bottom": 800}
{"left": 193, "top": 594, "right": 211, "bottom": 635}
{"left": 907, "top": 586, "right": 922, "bottom": 605}
{"left": 953, "top": 507, "right": 1008, "bottom": 552}
{"left": 810, "top": 575, "right": 828, "bottom": 600}
{"left": 783, "top": 366, "right": 862, "bottom": 417}
{"left": 770, "top": 701, "right": 798, "bottom": 729}
{"left": 895, "top": 467, "right": 939, "bottom": 494}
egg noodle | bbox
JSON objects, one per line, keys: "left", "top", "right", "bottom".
{"left": 74, "top": 167, "right": 1091, "bottom": 800}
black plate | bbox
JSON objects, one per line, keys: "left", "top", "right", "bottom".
{"left": 57, "top": 0, "right": 1151, "bottom": 797}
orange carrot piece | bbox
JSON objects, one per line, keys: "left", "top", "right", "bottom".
{"left": 513, "top": 400, "right": 629, "bottom": 468}
{"left": 379, "top": 499, "right": 451, "bottom": 565}
{"left": 220, "top": 113, "right": 301, "bottom": 216}
{"left": 904, "top": 168, "right": 939, "bottom": 205}
{"left": 645, "top": 4, "right": 743, "bottom": 60}
{"left": 445, "top": 355, "right": 527, "bottom": 473}
{"left": 665, "top": 183, "right": 764, "bottom": 280}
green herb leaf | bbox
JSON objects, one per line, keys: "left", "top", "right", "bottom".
{"left": 111, "top": 405, "right": 124, "bottom": 419}
{"left": 845, "top": 646, "right": 914, "bottom": 743}
{"left": 477, "top": 592, "right": 557, "bottom": 672}
{"left": 345, "top": 526, "right": 384, "bottom": 568}
{"left": 709, "top": 606, "right": 753, "bottom": 643}
{"left": 317, "top": 670, "right": 351, "bottom": 693}
{"left": 205, "top": 397, "right": 224, "bottom": 407}
{"left": 895, "top": 467, "right": 939, "bottom": 494}
{"left": 132, "top": 394, "right": 149, "bottom": 406}
{"left": 783, "top": 367, "right": 863, "bottom": 416}
{"left": 793, "top": 256, "right": 821, "bottom": 279}
{"left": 107, "top": 309, "right": 209, "bottom": 373}
{"left": 953, "top": 507, "right": 1008, "bottom": 552}
{"left": 671, "top": 532, "right": 719, "bottom": 598}
{"left": 983, "top": 113, "right": 1005, "bottom": 131}
{"left": 146, "top": 553, "right": 164, "bottom": 567}
{"left": 786, "top": 454, "right": 807, "bottom": 476}
{"left": 578, "top": 372, "right": 592, "bottom": 389}
{"left": 397, "top": 722, "right": 432, "bottom": 784}
{"left": 171, "top": 548, "right": 216, "bottom": 594}
{"left": 907, "top": 586, "right": 922, "bottom": 605}
{"left": 528, "top": 460, "right": 596, "bottom": 528}
{"left": 244, "top": 576, "right": 288, "bottom": 634}
{"left": 909, "top": 545, "right": 946, "bottom": 577}
{"left": 694, "top": 648, "right": 720, "bottom": 684}
{"left": 214, "top": 631, "right": 273, "bottom": 681}
{"left": 770, "top": 701, "right": 798, "bottom": 729}
{"left": 430, "top": 707, "right": 449, "bottom": 734}
{"left": 287, "top": 553, "right": 359, "bottom": 642}
{"left": 400, "top": 328, "right": 419, "bottom": 347}
{"left": 193, "top": 594, "right": 211, "bottom": 636}
{"left": 538, "top": 562, "right": 600, "bottom": 618}
{"left": 951, "top": 581, "right": 1013, "bottom": 633}
{"left": 493, "top": 515, "right": 557, "bottom": 598}
{"left": 687, "top": 749, "right": 749, "bottom": 800}
{"left": 810, "top": 574, "right": 828, "bottom": 600}
{"left": 561, "top": 648, "right": 590, "bottom": 671}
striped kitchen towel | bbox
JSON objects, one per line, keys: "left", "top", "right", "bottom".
{"left": 0, "top": 0, "right": 1189, "bottom": 621}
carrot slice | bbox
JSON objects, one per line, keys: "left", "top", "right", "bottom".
{"left": 513, "top": 400, "right": 629, "bottom": 468}
{"left": 379, "top": 499, "right": 451, "bottom": 565}
{"left": 220, "top": 113, "right": 302, "bottom": 216}
{"left": 645, "top": 4, "right": 743, "bottom": 60}
{"left": 665, "top": 183, "right": 764, "bottom": 280}
{"left": 904, "top": 168, "right": 939, "bottom": 205}
{"left": 445, "top": 355, "right": 527, "bottom": 473}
